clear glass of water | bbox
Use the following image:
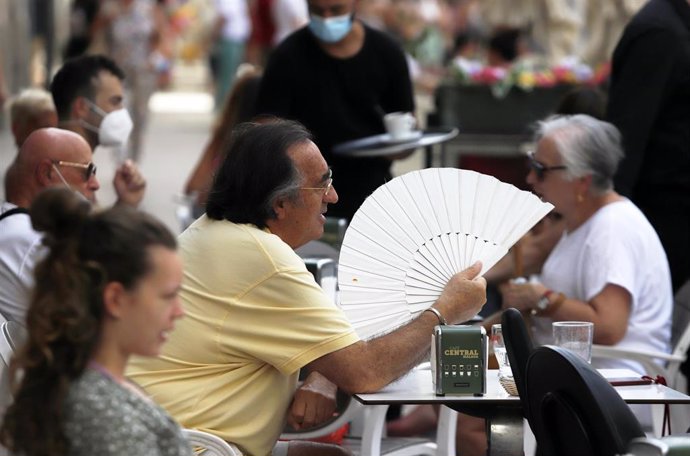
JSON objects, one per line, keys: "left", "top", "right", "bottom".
{"left": 552, "top": 321, "right": 594, "bottom": 363}
{"left": 491, "top": 324, "right": 512, "bottom": 380}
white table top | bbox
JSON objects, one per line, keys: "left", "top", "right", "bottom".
{"left": 354, "top": 368, "right": 690, "bottom": 406}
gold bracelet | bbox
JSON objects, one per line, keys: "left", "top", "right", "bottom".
{"left": 424, "top": 307, "right": 447, "bottom": 325}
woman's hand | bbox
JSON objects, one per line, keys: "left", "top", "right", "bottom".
{"left": 501, "top": 282, "right": 547, "bottom": 313}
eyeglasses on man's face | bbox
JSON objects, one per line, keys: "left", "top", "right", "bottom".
{"left": 52, "top": 160, "right": 98, "bottom": 182}
{"left": 527, "top": 151, "right": 567, "bottom": 182}
{"left": 301, "top": 168, "right": 333, "bottom": 197}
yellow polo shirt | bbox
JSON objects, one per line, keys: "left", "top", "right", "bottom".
{"left": 127, "top": 216, "right": 359, "bottom": 456}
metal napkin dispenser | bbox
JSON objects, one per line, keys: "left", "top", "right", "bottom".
{"left": 431, "top": 325, "right": 487, "bottom": 396}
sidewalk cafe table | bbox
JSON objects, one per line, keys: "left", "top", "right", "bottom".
{"left": 354, "top": 368, "right": 690, "bottom": 456}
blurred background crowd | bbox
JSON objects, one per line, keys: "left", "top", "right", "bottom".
{"left": 0, "top": 0, "right": 643, "bottom": 115}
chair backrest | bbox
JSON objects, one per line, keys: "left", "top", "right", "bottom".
{"left": 183, "top": 429, "right": 244, "bottom": 456}
{"left": 0, "top": 321, "right": 26, "bottom": 414}
{"left": 526, "top": 346, "right": 645, "bottom": 456}
{"left": 627, "top": 436, "right": 690, "bottom": 456}
{"left": 501, "top": 308, "right": 534, "bottom": 418}
{"left": 280, "top": 392, "right": 365, "bottom": 441}
{"left": 0, "top": 321, "right": 26, "bottom": 456}
{"left": 0, "top": 323, "right": 14, "bottom": 417}
{"left": 322, "top": 217, "right": 348, "bottom": 251}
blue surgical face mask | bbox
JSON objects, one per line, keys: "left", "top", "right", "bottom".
{"left": 308, "top": 13, "right": 353, "bottom": 43}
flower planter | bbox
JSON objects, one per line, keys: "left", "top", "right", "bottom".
{"left": 434, "top": 83, "right": 574, "bottom": 135}
{"left": 429, "top": 83, "right": 576, "bottom": 189}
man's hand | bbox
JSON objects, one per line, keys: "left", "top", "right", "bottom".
{"left": 114, "top": 159, "right": 146, "bottom": 207}
{"left": 286, "top": 371, "right": 338, "bottom": 430}
{"left": 434, "top": 262, "right": 487, "bottom": 324}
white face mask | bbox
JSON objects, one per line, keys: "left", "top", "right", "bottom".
{"left": 82, "top": 100, "right": 134, "bottom": 147}
{"left": 98, "top": 108, "right": 133, "bottom": 146}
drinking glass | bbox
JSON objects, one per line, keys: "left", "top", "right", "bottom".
{"left": 491, "top": 324, "right": 512, "bottom": 380}
{"left": 552, "top": 321, "right": 594, "bottom": 363}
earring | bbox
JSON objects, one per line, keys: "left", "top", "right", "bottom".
{"left": 577, "top": 194, "right": 584, "bottom": 203}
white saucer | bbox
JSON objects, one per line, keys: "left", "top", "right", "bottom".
{"left": 381, "top": 130, "right": 423, "bottom": 144}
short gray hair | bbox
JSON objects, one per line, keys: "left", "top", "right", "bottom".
{"left": 8, "top": 88, "right": 55, "bottom": 126}
{"left": 535, "top": 114, "right": 623, "bottom": 195}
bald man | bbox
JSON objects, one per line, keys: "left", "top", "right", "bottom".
{"left": 0, "top": 128, "right": 145, "bottom": 323}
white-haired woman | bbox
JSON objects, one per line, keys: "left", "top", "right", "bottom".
{"left": 503, "top": 114, "right": 672, "bottom": 371}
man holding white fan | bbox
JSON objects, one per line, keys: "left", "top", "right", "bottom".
{"left": 127, "top": 120, "right": 487, "bottom": 456}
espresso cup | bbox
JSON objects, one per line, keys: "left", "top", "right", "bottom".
{"left": 383, "top": 112, "right": 416, "bottom": 140}
{"left": 552, "top": 321, "right": 594, "bottom": 363}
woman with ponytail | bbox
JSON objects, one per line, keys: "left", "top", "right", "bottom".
{"left": 0, "top": 187, "right": 190, "bottom": 456}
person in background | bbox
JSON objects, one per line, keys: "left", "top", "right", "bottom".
{"left": 63, "top": 0, "right": 101, "bottom": 59}
{"left": 255, "top": 0, "right": 415, "bottom": 220}
{"left": 0, "top": 128, "right": 144, "bottom": 324}
{"left": 245, "top": 0, "right": 310, "bottom": 67}
{"left": 0, "top": 56, "right": 7, "bottom": 109}
{"left": 272, "top": 0, "right": 309, "bottom": 45}
{"left": 50, "top": 54, "right": 146, "bottom": 207}
{"left": 128, "top": 120, "right": 487, "bottom": 456}
{"left": 4, "top": 88, "right": 58, "bottom": 201}
{"left": 245, "top": 0, "right": 275, "bottom": 65}
{"left": 184, "top": 65, "right": 262, "bottom": 215}
{"left": 606, "top": 0, "right": 690, "bottom": 295}
{"left": 0, "top": 188, "right": 189, "bottom": 456}
{"left": 98, "top": 0, "right": 163, "bottom": 162}
{"left": 486, "top": 28, "right": 525, "bottom": 67}
{"left": 210, "top": 0, "right": 251, "bottom": 109}
{"left": 579, "top": 0, "right": 645, "bottom": 67}
{"left": 7, "top": 88, "right": 57, "bottom": 148}
{"left": 557, "top": 85, "right": 607, "bottom": 119}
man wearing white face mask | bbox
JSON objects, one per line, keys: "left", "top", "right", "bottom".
{"left": 0, "top": 128, "right": 109, "bottom": 323}
{"left": 50, "top": 54, "right": 146, "bottom": 208}
{"left": 255, "top": 0, "right": 415, "bottom": 220}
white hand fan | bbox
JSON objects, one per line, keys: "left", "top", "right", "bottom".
{"left": 337, "top": 168, "right": 554, "bottom": 340}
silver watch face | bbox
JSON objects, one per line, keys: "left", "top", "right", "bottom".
{"left": 537, "top": 296, "right": 549, "bottom": 310}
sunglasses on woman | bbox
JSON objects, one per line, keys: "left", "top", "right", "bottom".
{"left": 527, "top": 152, "right": 566, "bottom": 181}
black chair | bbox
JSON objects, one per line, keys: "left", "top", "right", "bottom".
{"left": 501, "top": 307, "right": 534, "bottom": 418}
{"left": 526, "top": 345, "right": 645, "bottom": 456}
